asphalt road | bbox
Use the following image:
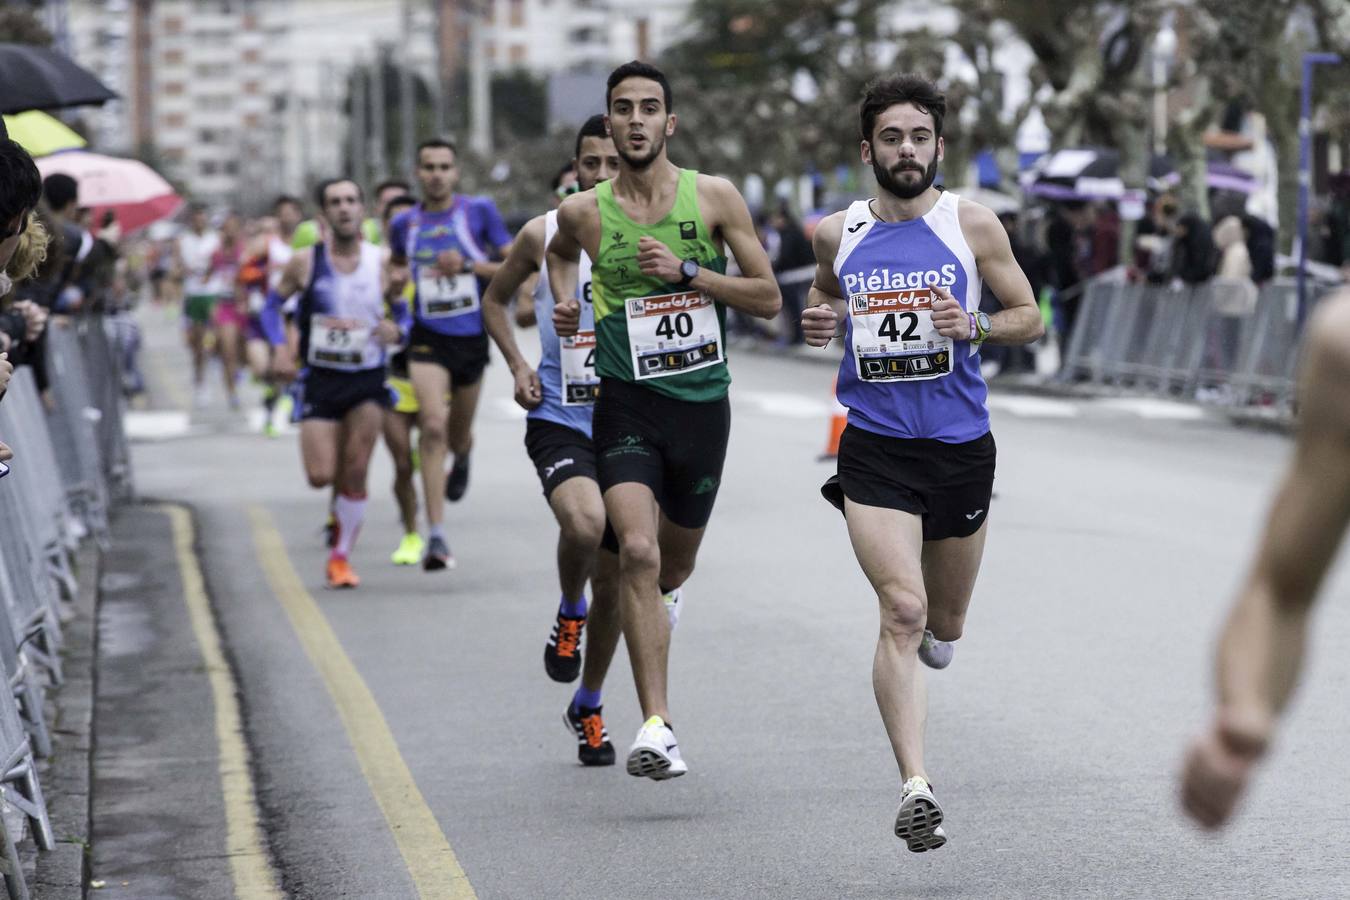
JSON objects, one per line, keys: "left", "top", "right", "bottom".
{"left": 113, "top": 308, "right": 1350, "bottom": 900}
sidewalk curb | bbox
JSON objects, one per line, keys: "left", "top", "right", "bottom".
{"left": 23, "top": 543, "right": 100, "bottom": 900}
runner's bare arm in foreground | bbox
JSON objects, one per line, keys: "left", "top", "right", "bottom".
{"left": 1181, "top": 290, "right": 1350, "bottom": 829}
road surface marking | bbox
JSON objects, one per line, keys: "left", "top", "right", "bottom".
{"left": 125, "top": 410, "right": 192, "bottom": 441}
{"left": 165, "top": 504, "right": 284, "bottom": 900}
{"left": 987, "top": 394, "right": 1081, "bottom": 418}
{"left": 736, "top": 391, "right": 832, "bottom": 418}
{"left": 1098, "top": 397, "right": 1207, "bottom": 420}
{"left": 247, "top": 505, "right": 478, "bottom": 900}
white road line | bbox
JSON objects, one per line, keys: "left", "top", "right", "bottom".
{"left": 1097, "top": 397, "right": 1207, "bottom": 421}
{"left": 736, "top": 391, "right": 833, "bottom": 419}
{"left": 987, "top": 395, "right": 1081, "bottom": 418}
{"left": 125, "top": 410, "right": 193, "bottom": 441}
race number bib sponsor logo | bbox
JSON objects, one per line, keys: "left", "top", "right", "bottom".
{"left": 560, "top": 330, "right": 599, "bottom": 406}
{"left": 417, "top": 269, "right": 479, "bottom": 319}
{"left": 626, "top": 291, "right": 723, "bottom": 381}
{"left": 849, "top": 288, "right": 952, "bottom": 382}
{"left": 308, "top": 315, "right": 371, "bottom": 370}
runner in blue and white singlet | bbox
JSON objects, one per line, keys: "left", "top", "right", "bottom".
{"left": 265, "top": 178, "right": 410, "bottom": 591}
{"left": 530, "top": 209, "right": 597, "bottom": 436}
{"left": 383, "top": 138, "right": 513, "bottom": 572}
{"left": 832, "top": 189, "right": 988, "bottom": 443}
{"left": 800, "top": 75, "right": 1045, "bottom": 853}
{"left": 480, "top": 117, "right": 627, "bottom": 768}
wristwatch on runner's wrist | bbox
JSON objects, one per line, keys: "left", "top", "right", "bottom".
{"left": 460, "top": 258, "right": 475, "bottom": 275}
{"left": 971, "top": 311, "right": 992, "bottom": 344}
{"left": 678, "top": 258, "right": 699, "bottom": 287}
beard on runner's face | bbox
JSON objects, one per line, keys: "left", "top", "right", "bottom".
{"left": 618, "top": 127, "right": 663, "bottom": 170}
{"left": 873, "top": 153, "right": 939, "bottom": 200}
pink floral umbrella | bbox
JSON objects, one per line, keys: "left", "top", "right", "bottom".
{"left": 36, "top": 150, "right": 182, "bottom": 234}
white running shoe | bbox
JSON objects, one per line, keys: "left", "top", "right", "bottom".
{"left": 626, "top": 715, "right": 687, "bottom": 780}
{"left": 895, "top": 776, "right": 946, "bottom": 852}
{"left": 918, "top": 630, "right": 954, "bottom": 670}
{"left": 663, "top": 587, "right": 683, "bottom": 630}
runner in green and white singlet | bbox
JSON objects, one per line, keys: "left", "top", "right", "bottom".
{"left": 548, "top": 61, "right": 781, "bottom": 782}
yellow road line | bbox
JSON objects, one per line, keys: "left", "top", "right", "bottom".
{"left": 246, "top": 505, "right": 477, "bottom": 900}
{"left": 165, "top": 504, "right": 284, "bottom": 900}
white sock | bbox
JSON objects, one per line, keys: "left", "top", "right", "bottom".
{"left": 333, "top": 492, "right": 367, "bottom": 559}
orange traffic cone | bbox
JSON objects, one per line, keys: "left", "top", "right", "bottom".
{"left": 818, "top": 378, "right": 847, "bottom": 461}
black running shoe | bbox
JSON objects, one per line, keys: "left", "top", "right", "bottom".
{"left": 423, "top": 534, "right": 455, "bottom": 571}
{"left": 543, "top": 612, "right": 585, "bottom": 682}
{"left": 564, "top": 703, "right": 615, "bottom": 766}
{"left": 444, "top": 455, "right": 470, "bottom": 502}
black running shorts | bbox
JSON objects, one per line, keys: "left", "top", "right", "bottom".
{"left": 822, "top": 423, "right": 996, "bottom": 541}
{"left": 524, "top": 418, "right": 599, "bottom": 500}
{"left": 593, "top": 378, "right": 730, "bottom": 551}
{"left": 295, "top": 367, "right": 393, "bottom": 422}
{"left": 406, "top": 325, "right": 490, "bottom": 388}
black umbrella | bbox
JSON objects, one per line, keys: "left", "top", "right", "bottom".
{"left": 0, "top": 43, "right": 117, "bottom": 115}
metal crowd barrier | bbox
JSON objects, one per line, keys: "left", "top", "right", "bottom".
{"left": 0, "top": 314, "right": 133, "bottom": 899}
{"left": 1060, "top": 275, "right": 1331, "bottom": 409}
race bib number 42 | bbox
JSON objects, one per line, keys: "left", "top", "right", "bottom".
{"left": 626, "top": 291, "right": 723, "bottom": 381}
{"left": 417, "top": 270, "right": 479, "bottom": 319}
{"left": 849, "top": 288, "right": 952, "bottom": 382}
{"left": 309, "top": 315, "right": 370, "bottom": 370}
{"left": 560, "top": 330, "right": 599, "bottom": 406}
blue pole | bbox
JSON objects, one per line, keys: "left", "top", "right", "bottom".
{"left": 1297, "top": 52, "right": 1341, "bottom": 329}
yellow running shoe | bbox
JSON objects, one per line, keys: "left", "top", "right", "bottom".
{"left": 391, "top": 532, "right": 424, "bottom": 566}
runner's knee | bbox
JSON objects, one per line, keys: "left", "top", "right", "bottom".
{"left": 557, "top": 502, "right": 605, "bottom": 549}
{"left": 419, "top": 415, "right": 448, "bottom": 447}
{"left": 877, "top": 584, "right": 927, "bottom": 639}
{"left": 618, "top": 532, "right": 661, "bottom": 579}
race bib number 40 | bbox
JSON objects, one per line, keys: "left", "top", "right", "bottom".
{"left": 849, "top": 288, "right": 952, "bottom": 382}
{"left": 560, "top": 330, "right": 599, "bottom": 406}
{"left": 626, "top": 291, "right": 723, "bottom": 381}
{"left": 309, "top": 315, "right": 371, "bottom": 370}
{"left": 417, "top": 269, "right": 479, "bottom": 319}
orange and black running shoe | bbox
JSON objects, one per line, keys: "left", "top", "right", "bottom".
{"left": 544, "top": 612, "right": 585, "bottom": 682}
{"left": 564, "top": 703, "right": 615, "bottom": 766}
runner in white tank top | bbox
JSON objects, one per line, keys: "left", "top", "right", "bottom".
{"left": 263, "top": 179, "right": 410, "bottom": 590}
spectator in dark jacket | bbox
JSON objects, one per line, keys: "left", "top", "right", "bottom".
{"left": 1171, "top": 212, "right": 1218, "bottom": 285}
{"left": 0, "top": 138, "right": 52, "bottom": 442}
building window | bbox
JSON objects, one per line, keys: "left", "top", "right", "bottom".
{"left": 243, "top": 81, "right": 261, "bottom": 95}
{"left": 164, "top": 113, "right": 187, "bottom": 127}
{"left": 199, "top": 129, "right": 215, "bottom": 144}
{"left": 486, "top": 41, "right": 496, "bottom": 62}
{"left": 163, "top": 49, "right": 184, "bottom": 65}
{"left": 243, "top": 113, "right": 261, "bottom": 128}
{"left": 162, "top": 81, "right": 185, "bottom": 96}
{"left": 200, "top": 161, "right": 218, "bottom": 176}
{"left": 509, "top": 44, "right": 526, "bottom": 65}
{"left": 163, "top": 16, "right": 183, "bottom": 34}
{"left": 242, "top": 48, "right": 261, "bottom": 64}
{"left": 224, "top": 160, "right": 239, "bottom": 175}
{"left": 509, "top": 0, "right": 524, "bottom": 28}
